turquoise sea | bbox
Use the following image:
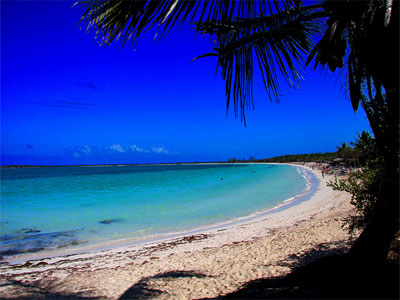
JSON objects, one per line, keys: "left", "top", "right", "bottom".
{"left": 0, "top": 163, "right": 316, "bottom": 258}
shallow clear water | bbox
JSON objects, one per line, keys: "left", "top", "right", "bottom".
{"left": 0, "top": 163, "right": 310, "bottom": 257}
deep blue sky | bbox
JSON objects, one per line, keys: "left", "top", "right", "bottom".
{"left": 1, "top": 1, "right": 371, "bottom": 165}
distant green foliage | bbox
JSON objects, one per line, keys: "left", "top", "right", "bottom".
{"left": 257, "top": 152, "right": 338, "bottom": 163}
{"left": 336, "top": 145, "right": 360, "bottom": 160}
{"left": 350, "top": 131, "right": 376, "bottom": 165}
{"left": 259, "top": 131, "right": 376, "bottom": 164}
{"left": 328, "top": 160, "right": 383, "bottom": 235}
{"left": 327, "top": 131, "right": 383, "bottom": 235}
{"left": 259, "top": 131, "right": 383, "bottom": 236}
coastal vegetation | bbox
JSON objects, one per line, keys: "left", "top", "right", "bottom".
{"left": 257, "top": 152, "right": 336, "bottom": 163}
{"left": 230, "top": 131, "right": 372, "bottom": 164}
{"left": 75, "top": 0, "right": 398, "bottom": 295}
{"left": 328, "top": 131, "right": 383, "bottom": 235}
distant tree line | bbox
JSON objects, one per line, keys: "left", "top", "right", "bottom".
{"left": 256, "top": 152, "right": 337, "bottom": 163}
{"left": 246, "top": 132, "right": 371, "bottom": 164}
{"left": 228, "top": 156, "right": 256, "bottom": 163}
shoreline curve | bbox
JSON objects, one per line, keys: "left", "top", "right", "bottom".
{"left": 0, "top": 162, "right": 356, "bottom": 300}
{"left": 2, "top": 163, "right": 317, "bottom": 264}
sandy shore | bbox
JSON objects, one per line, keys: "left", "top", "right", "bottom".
{"left": 0, "top": 163, "right": 356, "bottom": 299}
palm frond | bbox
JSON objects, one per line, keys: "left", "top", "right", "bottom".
{"left": 196, "top": 7, "right": 323, "bottom": 123}
{"left": 74, "top": 0, "right": 303, "bottom": 48}
{"left": 307, "top": 0, "right": 398, "bottom": 119}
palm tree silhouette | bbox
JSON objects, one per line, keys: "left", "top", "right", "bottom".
{"left": 336, "top": 142, "right": 348, "bottom": 152}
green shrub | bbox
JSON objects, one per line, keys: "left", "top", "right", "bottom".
{"left": 328, "top": 158, "right": 383, "bottom": 236}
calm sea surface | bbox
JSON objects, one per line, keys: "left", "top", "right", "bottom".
{"left": 0, "top": 163, "right": 314, "bottom": 257}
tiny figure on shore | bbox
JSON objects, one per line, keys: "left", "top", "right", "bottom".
{"left": 322, "top": 169, "right": 325, "bottom": 178}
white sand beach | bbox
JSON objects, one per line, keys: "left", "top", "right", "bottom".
{"left": 0, "top": 163, "right": 356, "bottom": 299}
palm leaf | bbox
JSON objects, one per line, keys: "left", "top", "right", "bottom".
{"left": 74, "top": 0, "right": 321, "bottom": 123}
{"left": 348, "top": 58, "right": 361, "bottom": 112}
{"left": 196, "top": 7, "right": 323, "bottom": 123}
{"left": 74, "top": 0, "right": 303, "bottom": 47}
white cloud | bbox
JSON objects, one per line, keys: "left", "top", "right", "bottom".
{"left": 128, "top": 144, "right": 148, "bottom": 153}
{"left": 128, "top": 144, "right": 138, "bottom": 151}
{"left": 151, "top": 146, "right": 170, "bottom": 154}
{"left": 68, "top": 144, "right": 173, "bottom": 159}
{"left": 107, "top": 144, "right": 125, "bottom": 153}
{"left": 81, "top": 145, "right": 92, "bottom": 155}
{"left": 68, "top": 145, "right": 96, "bottom": 157}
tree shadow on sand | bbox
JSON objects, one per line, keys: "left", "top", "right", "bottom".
{"left": 118, "top": 270, "right": 209, "bottom": 300}
{"left": 0, "top": 279, "right": 101, "bottom": 300}
{"left": 201, "top": 241, "right": 399, "bottom": 299}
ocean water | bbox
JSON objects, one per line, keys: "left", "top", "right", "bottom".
{"left": 0, "top": 163, "right": 314, "bottom": 258}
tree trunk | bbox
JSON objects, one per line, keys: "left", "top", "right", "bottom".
{"left": 349, "top": 92, "right": 399, "bottom": 263}
{"left": 349, "top": 152, "right": 399, "bottom": 263}
{"left": 349, "top": 82, "right": 399, "bottom": 264}
{"left": 348, "top": 0, "right": 399, "bottom": 264}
